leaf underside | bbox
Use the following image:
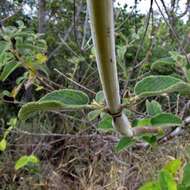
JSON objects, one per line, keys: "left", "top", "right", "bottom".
{"left": 18, "top": 89, "right": 89, "bottom": 121}
{"left": 135, "top": 75, "right": 190, "bottom": 97}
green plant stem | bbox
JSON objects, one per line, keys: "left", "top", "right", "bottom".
{"left": 87, "top": 0, "right": 133, "bottom": 136}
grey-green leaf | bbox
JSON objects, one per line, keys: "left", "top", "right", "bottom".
{"left": 151, "top": 57, "right": 175, "bottom": 74}
{"left": 146, "top": 100, "right": 162, "bottom": 116}
{"left": 19, "top": 89, "right": 89, "bottom": 121}
{"left": 40, "top": 89, "right": 89, "bottom": 108}
{"left": 135, "top": 75, "right": 190, "bottom": 97}
{"left": 18, "top": 101, "right": 64, "bottom": 121}
{"left": 87, "top": 109, "right": 102, "bottom": 121}
{"left": 95, "top": 90, "right": 104, "bottom": 104}
{"left": 151, "top": 113, "right": 182, "bottom": 127}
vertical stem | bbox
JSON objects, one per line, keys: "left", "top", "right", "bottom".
{"left": 38, "top": 0, "right": 46, "bottom": 34}
{"left": 87, "top": 0, "right": 133, "bottom": 136}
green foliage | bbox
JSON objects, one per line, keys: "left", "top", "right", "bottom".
{"left": 18, "top": 89, "right": 89, "bottom": 121}
{"left": 0, "top": 21, "right": 48, "bottom": 100}
{"left": 115, "top": 136, "right": 135, "bottom": 152}
{"left": 151, "top": 57, "right": 175, "bottom": 74}
{"left": 151, "top": 113, "right": 182, "bottom": 127}
{"left": 159, "top": 170, "right": 177, "bottom": 190}
{"left": 18, "top": 101, "right": 65, "bottom": 121}
{"left": 139, "top": 160, "right": 190, "bottom": 190}
{"left": 164, "top": 159, "right": 182, "bottom": 176}
{"left": 97, "top": 115, "right": 114, "bottom": 132}
{"left": 133, "top": 113, "right": 182, "bottom": 128}
{"left": 139, "top": 181, "right": 161, "bottom": 190}
{"left": 0, "top": 62, "right": 21, "bottom": 81}
{"left": 95, "top": 90, "right": 105, "bottom": 104}
{"left": 39, "top": 89, "right": 89, "bottom": 106}
{"left": 146, "top": 100, "right": 162, "bottom": 116}
{"left": 15, "top": 155, "right": 39, "bottom": 170}
{"left": 0, "top": 139, "right": 7, "bottom": 151}
{"left": 135, "top": 75, "right": 190, "bottom": 97}
{"left": 87, "top": 109, "right": 102, "bottom": 121}
{"left": 132, "top": 118, "right": 151, "bottom": 127}
{"left": 181, "top": 163, "right": 190, "bottom": 189}
{"left": 169, "top": 51, "right": 187, "bottom": 68}
{"left": 0, "top": 117, "right": 17, "bottom": 152}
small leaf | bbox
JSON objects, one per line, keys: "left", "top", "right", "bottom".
{"left": 0, "top": 139, "right": 7, "bottom": 151}
{"left": 87, "top": 109, "right": 101, "bottom": 121}
{"left": 146, "top": 100, "right": 162, "bottom": 116}
{"left": 151, "top": 113, "right": 182, "bottom": 127}
{"left": 181, "top": 163, "right": 190, "bottom": 188}
{"left": 36, "top": 53, "right": 47, "bottom": 63}
{"left": 116, "top": 137, "right": 135, "bottom": 152}
{"left": 139, "top": 181, "right": 161, "bottom": 190}
{"left": 159, "top": 170, "right": 177, "bottom": 190}
{"left": 15, "top": 155, "right": 39, "bottom": 170}
{"left": 135, "top": 75, "right": 190, "bottom": 97}
{"left": 97, "top": 115, "right": 114, "bottom": 132}
{"left": 142, "top": 135, "right": 157, "bottom": 145}
{"left": 164, "top": 159, "right": 181, "bottom": 176}
{"left": 95, "top": 91, "right": 104, "bottom": 104}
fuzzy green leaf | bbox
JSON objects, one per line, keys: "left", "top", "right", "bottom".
{"left": 95, "top": 90, "right": 104, "bottom": 104}
{"left": 97, "top": 115, "right": 114, "bottom": 132}
{"left": 146, "top": 100, "right": 162, "bottom": 116}
{"left": 116, "top": 137, "right": 135, "bottom": 152}
{"left": 87, "top": 109, "right": 102, "bottom": 121}
{"left": 135, "top": 75, "right": 190, "bottom": 97}
{"left": 151, "top": 113, "right": 182, "bottom": 127}
{"left": 164, "top": 159, "right": 181, "bottom": 176}
{"left": 0, "top": 139, "right": 7, "bottom": 151}
{"left": 159, "top": 170, "right": 177, "bottom": 190}
{"left": 18, "top": 101, "right": 64, "bottom": 121}
{"left": 39, "top": 89, "right": 89, "bottom": 107}
{"left": 15, "top": 155, "right": 39, "bottom": 170}
{"left": 19, "top": 89, "right": 89, "bottom": 121}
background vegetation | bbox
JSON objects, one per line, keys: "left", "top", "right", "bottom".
{"left": 0, "top": 0, "right": 190, "bottom": 189}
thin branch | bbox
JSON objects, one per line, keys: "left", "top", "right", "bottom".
{"left": 133, "top": 0, "right": 153, "bottom": 64}
{"left": 54, "top": 68, "right": 96, "bottom": 95}
{"left": 156, "top": 0, "right": 190, "bottom": 64}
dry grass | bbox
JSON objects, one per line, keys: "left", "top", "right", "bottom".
{"left": 1, "top": 124, "right": 190, "bottom": 190}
